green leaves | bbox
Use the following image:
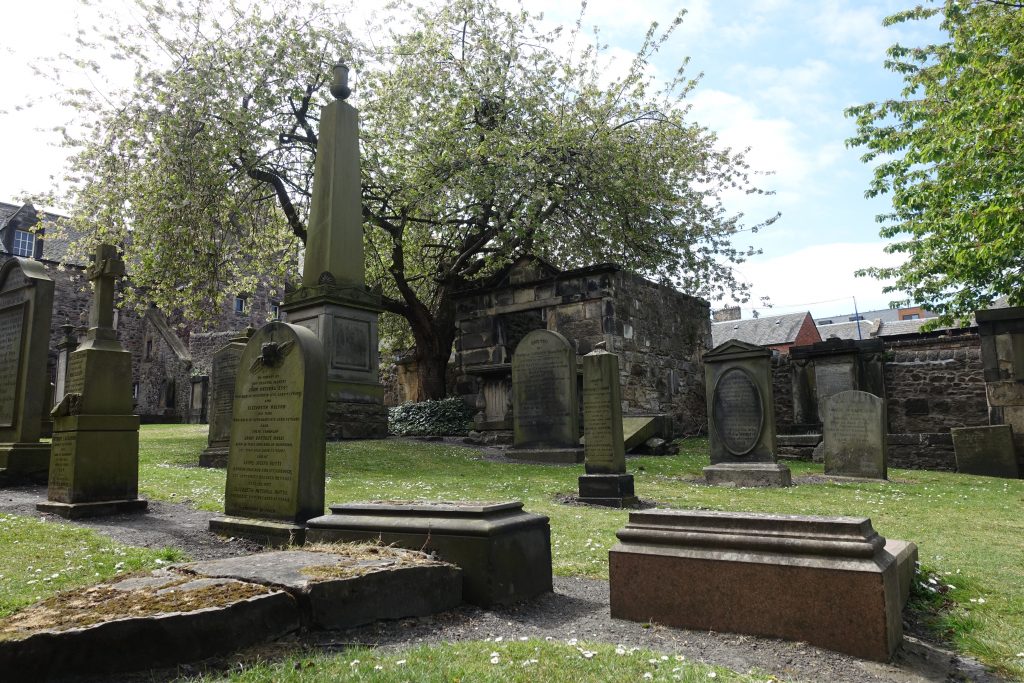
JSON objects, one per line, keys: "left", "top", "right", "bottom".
{"left": 847, "top": 0, "right": 1024, "bottom": 324}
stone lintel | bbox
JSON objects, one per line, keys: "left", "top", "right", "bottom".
{"left": 52, "top": 414, "right": 141, "bottom": 432}
{"left": 36, "top": 498, "right": 147, "bottom": 519}
{"left": 282, "top": 287, "right": 383, "bottom": 314}
{"left": 703, "top": 462, "right": 792, "bottom": 488}
{"left": 209, "top": 516, "right": 307, "bottom": 548}
{"left": 506, "top": 447, "right": 584, "bottom": 464}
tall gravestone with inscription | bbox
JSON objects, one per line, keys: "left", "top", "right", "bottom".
{"left": 37, "top": 245, "right": 147, "bottom": 518}
{"left": 0, "top": 257, "right": 54, "bottom": 484}
{"left": 704, "top": 340, "right": 791, "bottom": 487}
{"left": 822, "top": 390, "right": 887, "bottom": 479}
{"left": 209, "top": 321, "right": 327, "bottom": 546}
{"left": 578, "top": 344, "right": 637, "bottom": 507}
{"left": 280, "top": 63, "right": 387, "bottom": 440}
{"left": 199, "top": 328, "right": 253, "bottom": 468}
{"left": 509, "top": 329, "right": 584, "bottom": 463}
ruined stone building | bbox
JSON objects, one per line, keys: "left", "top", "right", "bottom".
{"left": 443, "top": 256, "right": 711, "bottom": 436}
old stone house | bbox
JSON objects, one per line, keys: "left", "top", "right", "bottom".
{"left": 445, "top": 256, "right": 711, "bottom": 436}
{"left": 0, "top": 201, "right": 279, "bottom": 422}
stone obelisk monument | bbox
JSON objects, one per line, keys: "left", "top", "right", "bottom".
{"left": 281, "top": 63, "right": 387, "bottom": 439}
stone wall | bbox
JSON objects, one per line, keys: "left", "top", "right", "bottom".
{"left": 771, "top": 354, "right": 795, "bottom": 433}
{"left": 452, "top": 259, "right": 710, "bottom": 435}
{"left": 883, "top": 333, "right": 988, "bottom": 434}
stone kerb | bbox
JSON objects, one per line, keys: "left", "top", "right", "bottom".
{"left": 508, "top": 329, "right": 583, "bottom": 463}
{"left": 0, "top": 257, "right": 54, "bottom": 484}
{"left": 822, "top": 390, "right": 887, "bottom": 479}
{"left": 210, "top": 321, "right": 327, "bottom": 546}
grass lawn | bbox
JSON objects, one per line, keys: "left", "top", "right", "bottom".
{"left": 3, "top": 424, "right": 1022, "bottom": 679}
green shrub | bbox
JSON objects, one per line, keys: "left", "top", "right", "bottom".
{"left": 388, "top": 397, "right": 474, "bottom": 436}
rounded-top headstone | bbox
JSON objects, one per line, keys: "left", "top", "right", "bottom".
{"left": 511, "top": 329, "right": 579, "bottom": 449}
{"left": 225, "top": 321, "right": 327, "bottom": 523}
{"left": 712, "top": 367, "right": 764, "bottom": 456}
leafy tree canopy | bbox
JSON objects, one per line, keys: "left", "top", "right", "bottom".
{"left": 847, "top": 0, "right": 1024, "bottom": 325}
{"left": 41, "top": 0, "right": 776, "bottom": 397}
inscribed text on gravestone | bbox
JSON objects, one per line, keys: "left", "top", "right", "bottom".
{"left": 713, "top": 368, "right": 763, "bottom": 455}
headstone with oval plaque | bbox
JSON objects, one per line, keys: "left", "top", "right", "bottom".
{"left": 0, "top": 257, "right": 54, "bottom": 484}
{"left": 37, "top": 245, "right": 147, "bottom": 518}
{"left": 703, "top": 340, "right": 791, "bottom": 487}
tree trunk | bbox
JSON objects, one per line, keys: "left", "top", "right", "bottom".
{"left": 404, "top": 295, "right": 457, "bottom": 401}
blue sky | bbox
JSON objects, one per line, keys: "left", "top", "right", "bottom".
{"left": 0, "top": 0, "right": 944, "bottom": 319}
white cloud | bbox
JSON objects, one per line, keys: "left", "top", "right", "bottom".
{"left": 809, "top": 0, "right": 893, "bottom": 62}
{"left": 731, "top": 241, "right": 906, "bottom": 318}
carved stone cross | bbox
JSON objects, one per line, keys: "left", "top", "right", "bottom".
{"left": 85, "top": 244, "right": 125, "bottom": 332}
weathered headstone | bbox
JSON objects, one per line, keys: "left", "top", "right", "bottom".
{"left": 822, "top": 390, "right": 887, "bottom": 479}
{"left": 209, "top": 321, "right": 327, "bottom": 546}
{"left": 199, "top": 329, "right": 252, "bottom": 468}
{"left": 280, "top": 63, "right": 387, "bottom": 440}
{"left": 703, "top": 340, "right": 791, "bottom": 487}
{"left": 951, "top": 425, "right": 1019, "bottom": 478}
{"left": 0, "top": 257, "right": 54, "bottom": 484}
{"left": 53, "top": 323, "right": 78, "bottom": 406}
{"left": 578, "top": 345, "right": 637, "bottom": 507}
{"left": 37, "top": 245, "right": 146, "bottom": 518}
{"left": 508, "top": 329, "right": 583, "bottom": 463}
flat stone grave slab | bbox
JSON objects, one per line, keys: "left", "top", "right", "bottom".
{"left": 0, "top": 570, "right": 297, "bottom": 681}
{"left": 609, "top": 509, "right": 916, "bottom": 662}
{"left": 182, "top": 546, "right": 462, "bottom": 630}
{"left": 0, "top": 545, "right": 461, "bottom": 681}
{"left": 306, "top": 500, "right": 552, "bottom": 607}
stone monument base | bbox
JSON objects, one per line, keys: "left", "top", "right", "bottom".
{"left": 577, "top": 474, "right": 639, "bottom": 508}
{"left": 326, "top": 394, "right": 389, "bottom": 440}
{"left": 306, "top": 500, "right": 552, "bottom": 607}
{"left": 609, "top": 509, "right": 914, "bottom": 662}
{"left": 703, "top": 462, "right": 792, "bottom": 487}
{"left": 0, "top": 442, "right": 51, "bottom": 485}
{"left": 506, "top": 447, "right": 584, "bottom": 464}
{"left": 198, "top": 446, "right": 229, "bottom": 468}
{"left": 37, "top": 498, "right": 148, "bottom": 519}
{"left": 209, "top": 516, "right": 307, "bottom": 548}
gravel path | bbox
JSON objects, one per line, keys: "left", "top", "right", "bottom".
{"left": 1, "top": 484, "right": 1003, "bottom": 682}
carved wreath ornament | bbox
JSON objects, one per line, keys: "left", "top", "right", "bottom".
{"left": 249, "top": 340, "right": 295, "bottom": 373}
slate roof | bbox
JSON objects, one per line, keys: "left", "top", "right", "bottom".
{"left": 0, "top": 201, "right": 79, "bottom": 265}
{"left": 817, "top": 319, "right": 881, "bottom": 341}
{"left": 711, "top": 311, "right": 812, "bottom": 347}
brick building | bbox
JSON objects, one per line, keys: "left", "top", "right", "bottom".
{"left": 711, "top": 311, "right": 821, "bottom": 355}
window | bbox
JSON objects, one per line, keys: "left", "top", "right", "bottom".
{"left": 271, "top": 303, "right": 281, "bottom": 320}
{"left": 234, "top": 296, "right": 247, "bottom": 315}
{"left": 145, "top": 339, "right": 153, "bottom": 360}
{"left": 901, "top": 313, "right": 921, "bottom": 320}
{"left": 848, "top": 315, "right": 863, "bottom": 321}
{"left": 12, "top": 229, "right": 35, "bottom": 258}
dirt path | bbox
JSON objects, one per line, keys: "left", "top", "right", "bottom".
{"left": 2, "top": 485, "right": 1003, "bottom": 683}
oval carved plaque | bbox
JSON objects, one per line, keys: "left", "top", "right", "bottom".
{"left": 712, "top": 367, "right": 764, "bottom": 456}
